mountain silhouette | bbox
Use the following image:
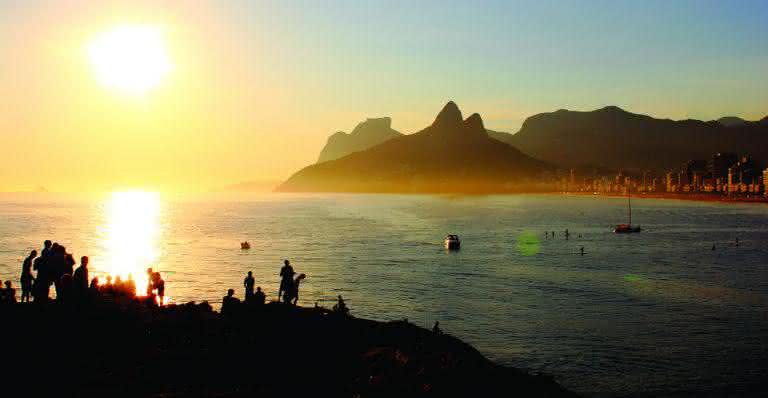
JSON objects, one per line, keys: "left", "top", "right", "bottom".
{"left": 317, "top": 117, "right": 403, "bottom": 163}
{"left": 717, "top": 116, "right": 747, "bottom": 127}
{"left": 494, "top": 106, "right": 768, "bottom": 172}
{"left": 278, "top": 102, "right": 550, "bottom": 193}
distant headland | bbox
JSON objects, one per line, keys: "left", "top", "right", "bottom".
{"left": 276, "top": 101, "right": 768, "bottom": 200}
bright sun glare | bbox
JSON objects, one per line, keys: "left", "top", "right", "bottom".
{"left": 87, "top": 25, "right": 171, "bottom": 95}
{"left": 102, "top": 191, "right": 161, "bottom": 295}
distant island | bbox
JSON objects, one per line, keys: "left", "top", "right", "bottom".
{"left": 215, "top": 180, "right": 281, "bottom": 193}
{"left": 277, "top": 101, "right": 768, "bottom": 199}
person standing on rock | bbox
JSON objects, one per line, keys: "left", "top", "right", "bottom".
{"left": 243, "top": 271, "right": 255, "bottom": 301}
{"left": 20, "top": 250, "right": 37, "bottom": 303}
{"left": 278, "top": 260, "right": 294, "bottom": 302}
{"left": 72, "top": 256, "right": 89, "bottom": 300}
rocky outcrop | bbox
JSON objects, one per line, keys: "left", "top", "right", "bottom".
{"left": 317, "top": 117, "right": 403, "bottom": 163}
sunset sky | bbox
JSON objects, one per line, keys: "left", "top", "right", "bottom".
{"left": 1, "top": 0, "right": 766, "bottom": 192}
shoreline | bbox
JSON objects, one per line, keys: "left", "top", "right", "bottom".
{"left": 559, "top": 191, "right": 768, "bottom": 205}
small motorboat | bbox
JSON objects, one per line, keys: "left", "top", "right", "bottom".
{"left": 241, "top": 241, "right": 251, "bottom": 250}
{"left": 613, "top": 224, "right": 641, "bottom": 233}
{"left": 444, "top": 234, "right": 461, "bottom": 250}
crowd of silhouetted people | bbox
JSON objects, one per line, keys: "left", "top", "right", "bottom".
{"left": 220, "top": 259, "right": 350, "bottom": 317}
{"left": 4, "top": 243, "right": 353, "bottom": 317}
{"left": 1, "top": 240, "right": 169, "bottom": 306}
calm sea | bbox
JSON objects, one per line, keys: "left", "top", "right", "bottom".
{"left": 1, "top": 192, "right": 767, "bottom": 396}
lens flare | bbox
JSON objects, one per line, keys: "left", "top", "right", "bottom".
{"left": 516, "top": 231, "right": 541, "bottom": 256}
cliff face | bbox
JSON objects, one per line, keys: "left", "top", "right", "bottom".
{"left": 497, "top": 106, "right": 768, "bottom": 172}
{"left": 279, "top": 102, "right": 551, "bottom": 194}
{"left": 317, "top": 117, "right": 403, "bottom": 163}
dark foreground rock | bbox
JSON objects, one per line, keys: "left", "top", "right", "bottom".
{"left": 3, "top": 300, "right": 577, "bottom": 398}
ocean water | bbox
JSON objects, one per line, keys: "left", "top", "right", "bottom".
{"left": 1, "top": 192, "right": 767, "bottom": 396}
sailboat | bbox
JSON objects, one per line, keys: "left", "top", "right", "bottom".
{"left": 614, "top": 187, "right": 641, "bottom": 233}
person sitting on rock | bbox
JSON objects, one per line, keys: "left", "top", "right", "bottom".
{"left": 89, "top": 277, "right": 100, "bottom": 299}
{"left": 333, "top": 295, "right": 349, "bottom": 316}
{"left": 3, "top": 280, "right": 15, "bottom": 303}
{"left": 114, "top": 276, "right": 125, "bottom": 296}
{"left": 125, "top": 274, "right": 136, "bottom": 297}
{"left": 254, "top": 286, "right": 265, "bottom": 305}
{"left": 154, "top": 272, "right": 165, "bottom": 306}
{"left": 103, "top": 275, "right": 114, "bottom": 296}
{"left": 221, "top": 289, "right": 240, "bottom": 315}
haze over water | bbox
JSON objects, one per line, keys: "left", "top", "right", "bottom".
{"left": 1, "top": 192, "right": 767, "bottom": 396}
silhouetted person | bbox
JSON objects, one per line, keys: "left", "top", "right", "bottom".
{"left": 20, "top": 250, "right": 37, "bottom": 303}
{"left": 114, "top": 276, "right": 125, "bottom": 296}
{"left": 333, "top": 295, "right": 349, "bottom": 316}
{"left": 580, "top": 247, "right": 585, "bottom": 256}
{"left": 51, "top": 244, "right": 68, "bottom": 298}
{"left": 565, "top": 229, "right": 570, "bottom": 240}
{"left": 102, "top": 275, "right": 113, "bottom": 296}
{"left": 33, "top": 241, "right": 53, "bottom": 302}
{"left": 89, "top": 277, "right": 100, "bottom": 299}
{"left": 41, "top": 240, "right": 52, "bottom": 258}
{"left": 64, "top": 253, "right": 75, "bottom": 276}
{"left": 3, "top": 281, "right": 15, "bottom": 303}
{"left": 432, "top": 321, "right": 442, "bottom": 335}
{"left": 254, "top": 286, "right": 265, "bottom": 305}
{"left": 72, "top": 256, "right": 89, "bottom": 299}
{"left": 126, "top": 274, "right": 136, "bottom": 297}
{"left": 57, "top": 274, "right": 72, "bottom": 303}
{"left": 146, "top": 267, "right": 154, "bottom": 296}
{"left": 244, "top": 271, "right": 255, "bottom": 301}
{"left": 278, "top": 260, "right": 295, "bottom": 302}
{"left": 551, "top": 231, "right": 555, "bottom": 238}
{"left": 712, "top": 243, "right": 716, "bottom": 251}
{"left": 736, "top": 237, "right": 740, "bottom": 247}
{"left": 290, "top": 273, "right": 306, "bottom": 305}
{"left": 154, "top": 272, "right": 165, "bottom": 306}
{"left": 221, "top": 289, "right": 240, "bottom": 315}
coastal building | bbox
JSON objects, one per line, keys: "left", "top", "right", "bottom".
{"left": 764, "top": 169, "right": 768, "bottom": 196}
{"left": 709, "top": 152, "right": 737, "bottom": 182}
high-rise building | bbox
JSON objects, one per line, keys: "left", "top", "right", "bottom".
{"left": 709, "top": 152, "right": 737, "bottom": 182}
{"left": 764, "top": 168, "right": 768, "bottom": 196}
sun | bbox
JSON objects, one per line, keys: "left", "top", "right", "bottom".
{"left": 87, "top": 25, "right": 171, "bottom": 96}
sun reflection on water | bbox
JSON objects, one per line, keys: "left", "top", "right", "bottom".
{"left": 100, "top": 191, "right": 161, "bottom": 296}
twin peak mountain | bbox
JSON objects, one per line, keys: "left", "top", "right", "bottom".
{"left": 278, "top": 102, "right": 548, "bottom": 193}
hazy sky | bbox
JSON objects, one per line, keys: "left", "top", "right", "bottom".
{"left": 1, "top": 0, "right": 766, "bottom": 191}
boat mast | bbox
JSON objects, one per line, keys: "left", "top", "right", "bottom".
{"left": 628, "top": 186, "right": 632, "bottom": 225}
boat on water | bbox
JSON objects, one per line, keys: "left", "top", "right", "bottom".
{"left": 241, "top": 241, "right": 251, "bottom": 250}
{"left": 614, "top": 188, "right": 641, "bottom": 233}
{"left": 445, "top": 234, "right": 461, "bottom": 250}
